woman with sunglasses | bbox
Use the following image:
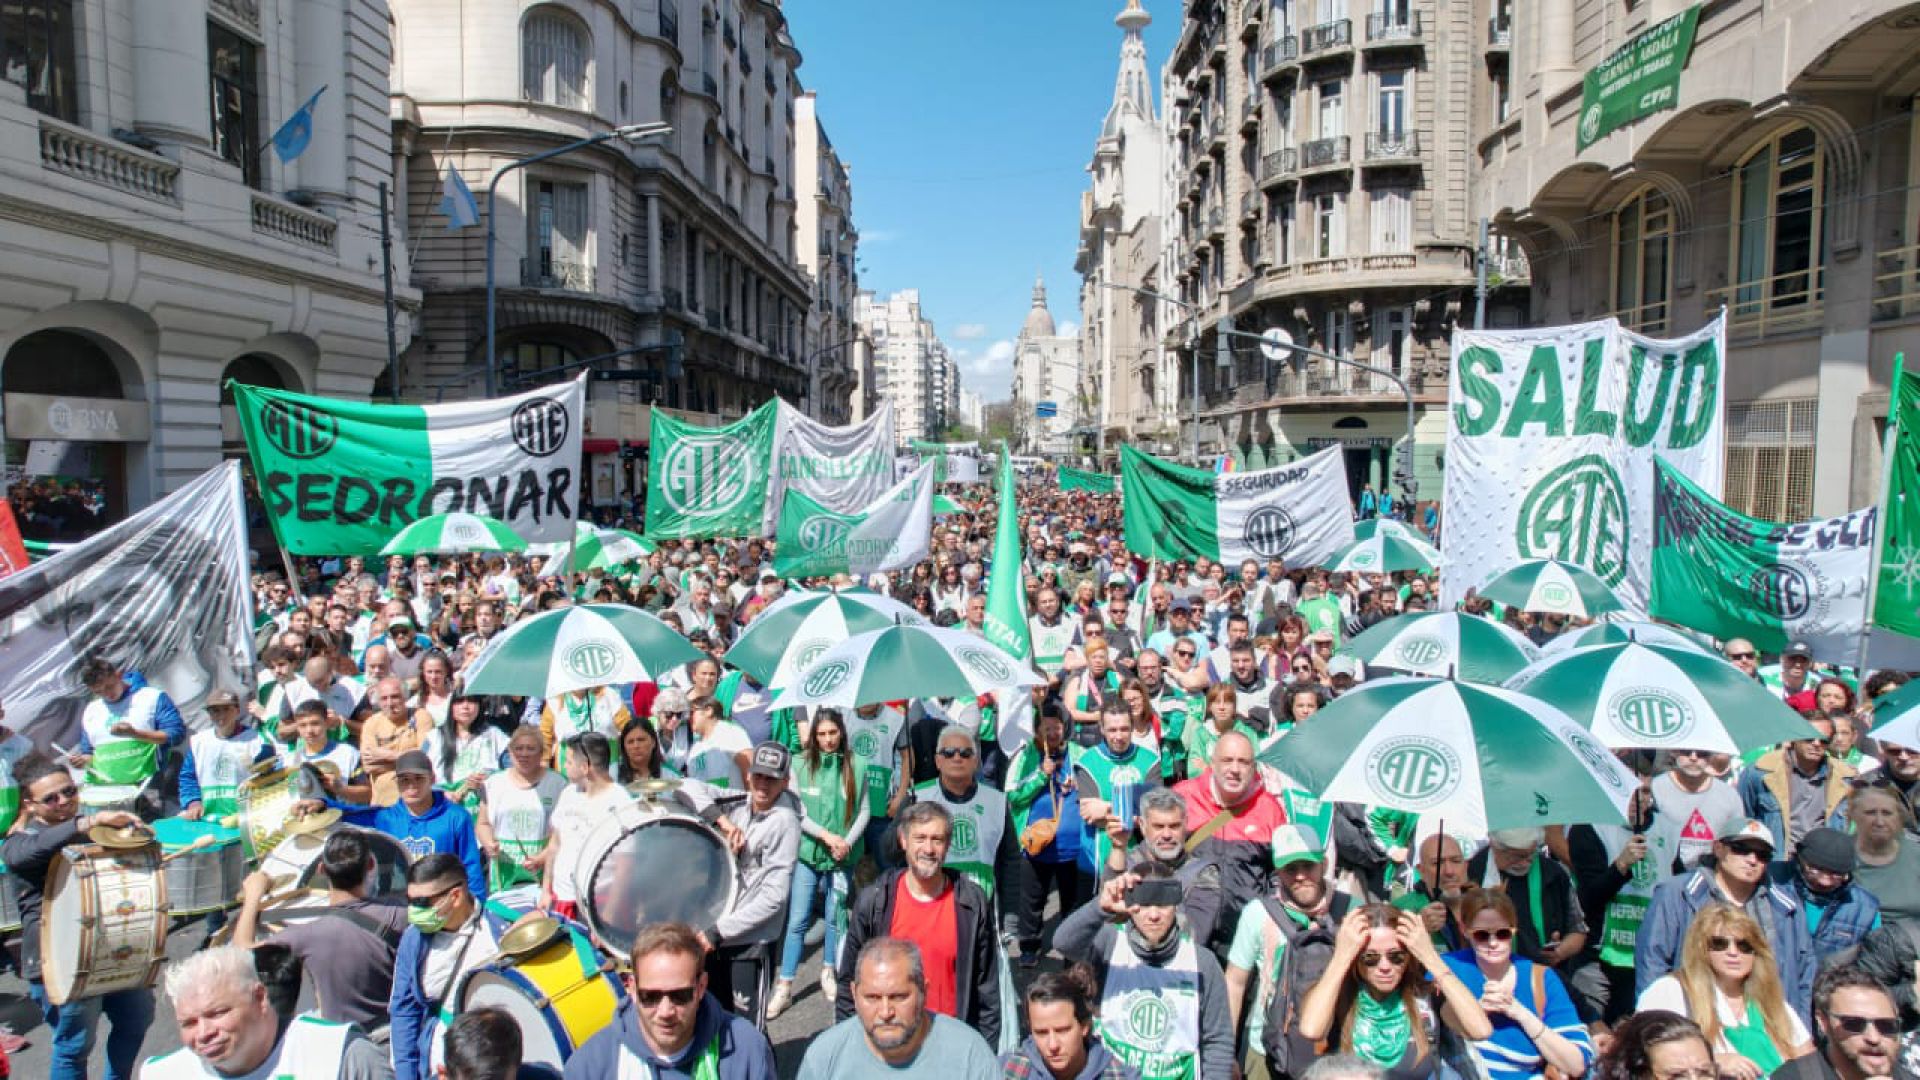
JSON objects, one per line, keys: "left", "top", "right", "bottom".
{"left": 1296, "top": 903, "right": 1493, "bottom": 1080}
{"left": 1850, "top": 784, "right": 1920, "bottom": 931}
{"left": 1637, "top": 907, "right": 1814, "bottom": 1079}
{"left": 1440, "top": 888, "right": 1594, "bottom": 1080}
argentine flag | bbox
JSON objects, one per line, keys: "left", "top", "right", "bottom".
{"left": 440, "top": 163, "right": 480, "bottom": 229}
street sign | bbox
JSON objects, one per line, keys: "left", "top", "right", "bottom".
{"left": 1036, "top": 401, "right": 1058, "bottom": 418}
{"left": 1259, "top": 327, "right": 1294, "bottom": 364}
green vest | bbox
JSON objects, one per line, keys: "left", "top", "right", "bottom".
{"left": 913, "top": 781, "right": 1007, "bottom": 899}
{"left": 794, "top": 752, "right": 866, "bottom": 871}
{"left": 1075, "top": 743, "right": 1157, "bottom": 872}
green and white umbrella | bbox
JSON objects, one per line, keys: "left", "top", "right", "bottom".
{"left": 1353, "top": 518, "right": 1435, "bottom": 546}
{"left": 461, "top": 603, "right": 702, "bottom": 698}
{"left": 933, "top": 493, "right": 963, "bottom": 516}
{"left": 1477, "top": 559, "right": 1624, "bottom": 618}
{"left": 1259, "top": 677, "right": 1638, "bottom": 830}
{"left": 769, "top": 624, "right": 1043, "bottom": 710}
{"left": 1541, "top": 620, "right": 1716, "bottom": 656}
{"left": 1862, "top": 680, "right": 1920, "bottom": 752}
{"left": 1342, "top": 612, "right": 1538, "bottom": 684}
{"left": 726, "top": 589, "right": 927, "bottom": 685}
{"left": 1323, "top": 533, "right": 1441, "bottom": 575}
{"left": 573, "top": 527, "right": 655, "bottom": 570}
{"left": 379, "top": 512, "right": 527, "bottom": 556}
{"left": 1506, "top": 642, "right": 1815, "bottom": 754}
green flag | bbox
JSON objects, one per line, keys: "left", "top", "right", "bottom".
{"left": 1119, "top": 443, "right": 1354, "bottom": 565}
{"left": 645, "top": 401, "right": 778, "bottom": 539}
{"left": 982, "top": 443, "right": 1031, "bottom": 662}
{"left": 771, "top": 462, "right": 935, "bottom": 579}
{"left": 773, "top": 492, "right": 862, "bottom": 579}
{"left": 1058, "top": 466, "right": 1116, "bottom": 495}
{"left": 1871, "top": 354, "right": 1920, "bottom": 667}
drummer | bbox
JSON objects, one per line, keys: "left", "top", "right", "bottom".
{"left": 296, "top": 750, "right": 488, "bottom": 900}
{"left": 0, "top": 757, "right": 155, "bottom": 1080}
{"left": 69, "top": 657, "right": 184, "bottom": 815}
{"left": 283, "top": 700, "right": 371, "bottom": 803}
{"left": 178, "top": 689, "right": 275, "bottom": 823}
{"left": 390, "top": 853, "right": 523, "bottom": 1080}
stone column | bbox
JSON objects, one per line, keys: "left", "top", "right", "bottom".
{"left": 645, "top": 194, "right": 664, "bottom": 302}
{"left": 294, "top": 0, "right": 349, "bottom": 205}
{"left": 134, "top": 0, "right": 210, "bottom": 146}
{"left": 1538, "top": 0, "right": 1579, "bottom": 97}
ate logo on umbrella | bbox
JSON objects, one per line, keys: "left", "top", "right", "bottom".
{"left": 1608, "top": 686, "right": 1695, "bottom": 742}
{"left": 1395, "top": 636, "right": 1448, "bottom": 668}
{"left": 1537, "top": 582, "right": 1574, "bottom": 609}
{"left": 1365, "top": 736, "right": 1461, "bottom": 810}
{"left": 803, "top": 660, "right": 854, "bottom": 698}
{"left": 958, "top": 647, "right": 1012, "bottom": 683}
{"left": 792, "top": 639, "right": 834, "bottom": 670}
{"left": 1564, "top": 727, "right": 1627, "bottom": 790}
{"left": 564, "top": 640, "right": 621, "bottom": 682}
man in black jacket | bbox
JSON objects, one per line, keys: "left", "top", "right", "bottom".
{"left": 834, "top": 800, "right": 1001, "bottom": 1048}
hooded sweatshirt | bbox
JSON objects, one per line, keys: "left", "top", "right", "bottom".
{"left": 562, "top": 993, "right": 775, "bottom": 1080}
{"left": 1002, "top": 1035, "right": 1143, "bottom": 1080}
{"left": 337, "top": 790, "right": 487, "bottom": 899}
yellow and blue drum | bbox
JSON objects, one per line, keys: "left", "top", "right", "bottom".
{"left": 454, "top": 914, "right": 625, "bottom": 1071}
{"left": 152, "top": 818, "right": 246, "bottom": 916}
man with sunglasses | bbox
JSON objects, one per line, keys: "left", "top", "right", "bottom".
{"left": 910, "top": 726, "right": 1020, "bottom": 912}
{"left": 2, "top": 757, "right": 153, "bottom": 1080}
{"left": 1773, "top": 966, "right": 1901, "bottom": 1080}
{"left": 565, "top": 921, "right": 775, "bottom": 1079}
{"left": 390, "top": 853, "right": 520, "bottom": 1080}
{"left": 1653, "top": 746, "right": 1747, "bottom": 873}
{"left": 1637, "top": 815, "right": 1819, "bottom": 1022}
{"left": 1724, "top": 639, "right": 1763, "bottom": 681}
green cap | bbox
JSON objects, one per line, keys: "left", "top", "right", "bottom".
{"left": 1271, "top": 823, "right": 1327, "bottom": 868}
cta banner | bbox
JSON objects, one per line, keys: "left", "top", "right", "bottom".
{"left": 232, "top": 376, "right": 586, "bottom": 555}
{"left": 763, "top": 401, "right": 897, "bottom": 533}
{"left": 1441, "top": 316, "right": 1726, "bottom": 615}
{"left": 1120, "top": 444, "right": 1354, "bottom": 566}
{"left": 645, "top": 400, "right": 778, "bottom": 539}
{"left": 1578, "top": 5, "right": 1700, "bottom": 149}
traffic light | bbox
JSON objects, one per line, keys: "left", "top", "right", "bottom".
{"left": 1394, "top": 442, "right": 1418, "bottom": 496}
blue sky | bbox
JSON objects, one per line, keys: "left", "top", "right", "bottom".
{"left": 784, "top": 0, "right": 1181, "bottom": 403}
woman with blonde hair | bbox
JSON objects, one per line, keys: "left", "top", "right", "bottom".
{"left": 1636, "top": 905, "right": 1814, "bottom": 1079}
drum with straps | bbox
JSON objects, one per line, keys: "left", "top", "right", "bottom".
{"left": 41, "top": 832, "right": 170, "bottom": 1004}
{"left": 575, "top": 800, "right": 736, "bottom": 959}
{"left": 454, "top": 913, "right": 625, "bottom": 1072}
{"left": 232, "top": 763, "right": 332, "bottom": 859}
{"left": 152, "top": 817, "right": 247, "bottom": 916}
{"left": 257, "top": 825, "right": 413, "bottom": 899}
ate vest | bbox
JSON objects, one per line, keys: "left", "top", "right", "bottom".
{"left": 82, "top": 686, "right": 166, "bottom": 788}
{"left": 189, "top": 728, "right": 268, "bottom": 817}
{"left": 143, "top": 1015, "right": 356, "bottom": 1080}
{"left": 1076, "top": 744, "right": 1157, "bottom": 873}
{"left": 1031, "top": 615, "right": 1076, "bottom": 673}
{"left": 845, "top": 707, "right": 906, "bottom": 818}
{"left": 1595, "top": 819, "right": 1679, "bottom": 969}
{"left": 1100, "top": 931, "right": 1202, "bottom": 1080}
{"left": 913, "top": 780, "right": 1007, "bottom": 900}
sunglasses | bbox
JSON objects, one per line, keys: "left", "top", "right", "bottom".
{"left": 1174, "top": 649, "right": 1195, "bottom": 658}
{"left": 634, "top": 985, "right": 699, "bottom": 1009}
{"left": 1723, "top": 841, "right": 1772, "bottom": 860}
{"left": 1708, "top": 935, "right": 1757, "bottom": 955}
{"left": 1470, "top": 928, "right": 1516, "bottom": 945}
{"left": 1831, "top": 1014, "right": 1900, "bottom": 1037}
{"left": 1727, "top": 651, "right": 1756, "bottom": 660}
{"left": 408, "top": 883, "right": 462, "bottom": 908}
{"left": 937, "top": 747, "right": 977, "bottom": 760}
{"left": 1358, "top": 949, "right": 1409, "bottom": 968}
{"left": 34, "top": 784, "right": 79, "bottom": 804}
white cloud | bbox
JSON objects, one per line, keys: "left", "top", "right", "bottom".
{"left": 1057, "top": 321, "right": 1080, "bottom": 337}
{"left": 984, "top": 340, "right": 1015, "bottom": 363}
{"left": 953, "top": 323, "right": 989, "bottom": 340}
{"left": 861, "top": 228, "right": 899, "bottom": 246}
{"left": 967, "top": 339, "right": 1015, "bottom": 376}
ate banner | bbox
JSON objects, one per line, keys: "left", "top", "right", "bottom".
{"left": 1441, "top": 316, "right": 1726, "bottom": 615}
{"left": 1058, "top": 466, "right": 1117, "bottom": 495}
{"left": 232, "top": 376, "right": 586, "bottom": 555}
{"left": 762, "top": 401, "right": 897, "bottom": 533}
{"left": 1651, "top": 457, "right": 1874, "bottom": 661}
{"left": 0, "top": 462, "right": 255, "bottom": 741}
{"left": 772, "top": 461, "right": 935, "bottom": 579}
{"left": 645, "top": 400, "right": 779, "bottom": 540}
{"left": 1119, "top": 444, "right": 1354, "bottom": 566}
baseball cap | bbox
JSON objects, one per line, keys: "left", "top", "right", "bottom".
{"left": 1797, "top": 827, "right": 1855, "bottom": 875}
{"left": 387, "top": 615, "right": 415, "bottom": 631}
{"left": 1310, "top": 630, "right": 1335, "bottom": 645}
{"left": 1170, "top": 599, "right": 1193, "bottom": 613}
{"left": 1106, "top": 572, "right": 1131, "bottom": 588}
{"left": 394, "top": 750, "right": 434, "bottom": 777}
{"left": 1715, "top": 813, "right": 1776, "bottom": 852}
{"left": 1327, "top": 655, "right": 1364, "bottom": 681}
{"left": 748, "top": 741, "right": 791, "bottom": 779}
{"left": 1782, "top": 641, "right": 1813, "bottom": 660}
{"left": 1271, "top": 824, "right": 1327, "bottom": 868}
{"left": 204, "top": 689, "right": 242, "bottom": 709}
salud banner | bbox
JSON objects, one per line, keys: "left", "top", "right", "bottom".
{"left": 232, "top": 376, "right": 586, "bottom": 555}
{"left": 762, "top": 401, "right": 897, "bottom": 533}
{"left": 773, "top": 461, "right": 935, "bottom": 579}
{"left": 911, "top": 440, "right": 983, "bottom": 484}
{"left": 1441, "top": 316, "right": 1725, "bottom": 616}
{"left": 645, "top": 400, "right": 778, "bottom": 539}
{"left": 0, "top": 462, "right": 254, "bottom": 742}
{"left": 1651, "top": 457, "right": 1873, "bottom": 660}
{"left": 1577, "top": 5, "right": 1700, "bottom": 150}
{"left": 1120, "top": 444, "right": 1354, "bottom": 565}
{"left": 1059, "top": 466, "right": 1117, "bottom": 495}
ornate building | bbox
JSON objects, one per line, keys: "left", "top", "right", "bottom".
{"left": 1012, "top": 277, "right": 1083, "bottom": 457}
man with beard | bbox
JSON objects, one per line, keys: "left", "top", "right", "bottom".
{"left": 1773, "top": 967, "right": 1901, "bottom": 1080}
{"left": 1075, "top": 703, "right": 1162, "bottom": 879}
{"left": 1171, "top": 734, "right": 1285, "bottom": 960}
{"left": 1220, "top": 641, "right": 1275, "bottom": 733}
{"left": 1029, "top": 587, "right": 1076, "bottom": 679}
{"left": 1227, "top": 824, "right": 1351, "bottom": 1080}
{"left": 800, "top": 938, "right": 999, "bottom": 1078}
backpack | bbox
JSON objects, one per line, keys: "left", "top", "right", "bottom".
{"left": 1260, "top": 892, "right": 1352, "bottom": 1077}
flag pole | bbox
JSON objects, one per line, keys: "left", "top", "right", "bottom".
{"left": 379, "top": 181, "right": 400, "bottom": 403}
{"left": 1860, "top": 350, "right": 1906, "bottom": 675}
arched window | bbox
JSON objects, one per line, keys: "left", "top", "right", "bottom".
{"left": 523, "top": 8, "right": 588, "bottom": 109}
{"left": 1727, "top": 125, "right": 1823, "bottom": 334}
{"left": 1611, "top": 186, "right": 1672, "bottom": 333}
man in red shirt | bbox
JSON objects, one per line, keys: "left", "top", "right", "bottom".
{"left": 1171, "top": 730, "right": 1288, "bottom": 960}
{"left": 833, "top": 801, "right": 1002, "bottom": 1047}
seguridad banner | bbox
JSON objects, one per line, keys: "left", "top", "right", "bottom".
{"left": 773, "top": 461, "right": 935, "bottom": 579}
{"left": 762, "top": 401, "right": 897, "bottom": 533}
{"left": 231, "top": 376, "right": 586, "bottom": 555}
{"left": 911, "top": 440, "right": 983, "bottom": 484}
{"left": 1440, "top": 315, "right": 1726, "bottom": 615}
{"left": 1651, "top": 457, "right": 1874, "bottom": 661}
{"left": 1119, "top": 443, "right": 1355, "bottom": 566}
{"left": 0, "top": 461, "right": 255, "bottom": 741}
{"left": 645, "top": 400, "right": 779, "bottom": 539}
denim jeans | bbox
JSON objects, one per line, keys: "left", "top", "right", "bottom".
{"left": 28, "top": 979, "right": 155, "bottom": 1080}
{"left": 779, "top": 861, "right": 849, "bottom": 980}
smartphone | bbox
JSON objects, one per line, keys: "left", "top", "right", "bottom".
{"left": 1127, "top": 878, "right": 1185, "bottom": 907}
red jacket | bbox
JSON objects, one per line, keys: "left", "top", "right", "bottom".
{"left": 1173, "top": 771, "right": 1288, "bottom": 847}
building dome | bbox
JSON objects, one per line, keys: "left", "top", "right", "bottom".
{"left": 1022, "top": 275, "right": 1056, "bottom": 338}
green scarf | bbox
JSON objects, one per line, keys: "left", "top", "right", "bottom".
{"left": 1350, "top": 990, "right": 1412, "bottom": 1070}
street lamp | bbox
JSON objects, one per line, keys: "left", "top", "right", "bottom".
{"left": 484, "top": 122, "right": 674, "bottom": 398}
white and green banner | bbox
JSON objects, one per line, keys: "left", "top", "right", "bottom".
{"left": 1651, "top": 457, "right": 1874, "bottom": 660}
{"left": 1119, "top": 443, "right": 1354, "bottom": 565}
{"left": 1868, "top": 354, "right": 1920, "bottom": 669}
{"left": 1577, "top": 5, "right": 1701, "bottom": 150}
{"left": 231, "top": 376, "right": 586, "bottom": 555}
{"left": 910, "top": 440, "right": 983, "bottom": 484}
{"left": 772, "top": 461, "right": 935, "bottom": 579}
{"left": 762, "top": 401, "right": 897, "bottom": 533}
{"left": 645, "top": 400, "right": 778, "bottom": 539}
{"left": 1440, "top": 316, "right": 1726, "bottom": 616}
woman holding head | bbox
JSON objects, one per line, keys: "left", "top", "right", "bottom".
{"left": 1636, "top": 906, "right": 1814, "bottom": 1079}
{"left": 1440, "top": 888, "right": 1595, "bottom": 1079}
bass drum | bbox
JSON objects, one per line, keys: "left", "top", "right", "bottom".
{"left": 454, "top": 916, "right": 624, "bottom": 1072}
{"left": 575, "top": 801, "right": 736, "bottom": 959}
{"left": 259, "top": 827, "right": 413, "bottom": 898}
{"left": 41, "top": 842, "right": 169, "bottom": 1004}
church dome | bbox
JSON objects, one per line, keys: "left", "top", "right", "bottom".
{"left": 1022, "top": 275, "right": 1056, "bottom": 338}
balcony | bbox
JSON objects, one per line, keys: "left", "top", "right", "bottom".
{"left": 1364, "top": 12, "right": 1422, "bottom": 48}
{"left": 39, "top": 117, "right": 179, "bottom": 204}
{"left": 1298, "top": 135, "right": 1350, "bottom": 171}
{"left": 1363, "top": 130, "right": 1421, "bottom": 165}
{"left": 1261, "top": 36, "right": 1299, "bottom": 79}
{"left": 1260, "top": 147, "right": 1298, "bottom": 186}
{"left": 1240, "top": 95, "right": 1260, "bottom": 132}
{"left": 1207, "top": 207, "right": 1225, "bottom": 237}
{"left": 1610, "top": 301, "right": 1671, "bottom": 336}
{"left": 1488, "top": 18, "right": 1512, "bottom": 51}
{"left": 520, "top": 257, "right": 591, "bottom": 291}
{"left": 1873, "top": 242, "right": 1920, "bottom": 320}
{"left": 658, "top": 1, "right": 679, "bottom": 44}
{"left": 1490, "top": 250, "right": 1531, "bottom": 284}
{"left": 1705, "top": 269, "right": 1827, "bottom": 338}
{"left": 1240, "top": 191, "right": 1261, "bottom": 221}
{"left": 1207, "top": 113, "right": 1227, "bottom": 149}
{"left": 1300, "top": 20, "right": 1353, "bottom": 59}
{"left": 251, "top": 193, "right": 337, "bottom": 251}
{"left": 705, "top": 309, "right": 725, "bottom": 330}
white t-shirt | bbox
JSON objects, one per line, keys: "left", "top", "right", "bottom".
{"left": 673, "top": 721, "right": 752, "bottom": 790}
{"left": 483, "top": 771, "right": 566, "bottom": 856}
{"left": 1637, "top": 975, "right": 1810, "bottom": 1056}
{"left": 420, "top": 726, "right": 511, "bottom": 788}
{"left": 547, "top": 782, "right": 633, "bottom": 903}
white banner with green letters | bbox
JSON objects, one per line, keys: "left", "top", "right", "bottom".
{"left": 762, "top": 401, "right": 896, "bottom": 533}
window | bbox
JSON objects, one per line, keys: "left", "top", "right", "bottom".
{"left": 1317, "top": 79, "right": 1344, "bottom": 140}
{"left": 528, "top": 179, "right": 589, "bottom": 290}
{"left": 1611, "top": 187, "right": 1673, "bottom": 332}
{"left": 1274, "top": 198, "right": 1295, "bottom": 265}
{"left": 1729, "top": 126, "right": 1824, "bottom": 330}
{"left": 1, "top": 0, "right": 76, "bottom": 121}
{"left": 1273, "top": 93, "right": 1294, "bottom": 150}
{"left": 523, "top": 9, "right": 588, "bottom": 109}
{"left": 1493, "top": 71, "right": 1511, "bottom": 124}
{"left": 1324, "top": 308, "right": 1351, "bottom": 360}
{"left": 1375, "top": 71, "right": 1406, "bottom": 138}
{"left": 1724, "top": 399, "right": 1816, "bottom": 521}
{"left": 208, "top": 23, "right": 261, "bottom": 189}
{"left": 1369, "top": 185, "right": 1411, "bottom": 253}
{"left": 1373, "top": 307, "right": 1410, "bottom": 377}
{"left": 1313, "top": 192, "right": 1344, "bottom": 258}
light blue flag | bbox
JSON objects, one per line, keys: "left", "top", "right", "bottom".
{"left": 270, "top": 86, "right": 327, "bottom": 163}
{"left": 439, "top": 163, "right": 480, "bottom": 229}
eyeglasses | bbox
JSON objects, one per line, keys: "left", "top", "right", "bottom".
{"left": 1726, "top": 651, "right": 1757, "bottom": 660}
{"left": 1831, "top": 1014, "right": 1900, "bottom": 1037}
{"left": 1723, "top": 841, "right": 1772, "bottom": 861}
{"left": 937, "top": 747, "right": 977, "bottom": 760}
{"left": 34, "top": 784, "right": 78, "bottom": 805}
{"left": 634, "top": 985, "right": 699, "bottom": 1009}
{"left": 1708, "top": 936, "right": 1757, "bottom": 955}
{"left": 1358, "top": 949, "right": 1409, "bottom": 968}
{"left": 1174, "top": 649, "right": 1195, "bottom": 658}
{"left": 1470, "top": 928, "right": 1515, "bottom": 945}
{"left": 408, "top": 883, "right": 462, "bottom": 909}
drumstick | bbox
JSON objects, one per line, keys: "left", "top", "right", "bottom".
{"left": 159, "top": 835, "right": 221, "bottom": 864}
